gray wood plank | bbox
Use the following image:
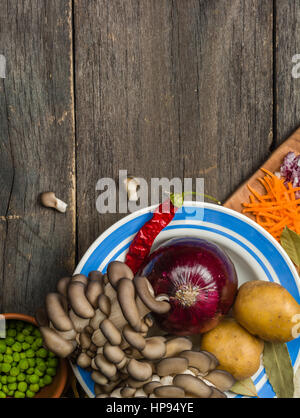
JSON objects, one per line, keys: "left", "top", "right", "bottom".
{"left": 276, "top": 1, "right": 300, "bottom": 144}
{"left": 0, "top": 0, "right": 75, "bottom": 314}
{"left": 74, "top": 0, "right": 273, "bottom": 260}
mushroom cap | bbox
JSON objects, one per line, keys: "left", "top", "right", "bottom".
{"left": 154, "top": 385, "right": 185, "bottom": 398}
{"left": 179, "top": 350, "right": 213, "bottom": 374}
{"left": 173, "top": 374, "right": 212, "bottom": 398}
{"left": 40, "top": 326, "right": 76, "bottom": 358}
{"left": 107, "top": 261, "right": 134, "bottom": 288}
{"left": 68, "top": 281, "right": 94, "bottom": 319}
{"left": 45, "top": 293, "right": 74, "bottom": 332}
{"left": 103, "top": 343, "right": 125, "bottom": 364}
{"left": 127, "top": 359, "right": 153, "bottom": 382}
{"left": 164, "top": 337, "right": 193, "bottom": 358}
{"left": 86, "top": 278, "right": 104, "bottom": 309}
{"left": 100, "top": 319, "right": 122, "bottom": 346}
{"left": 117, "top": 278, "right": 147, "bottom": 332}
{"left": 123, "top": 324, "right": 146, "bottom": 351}
{"left": 140, "top": 337, "right": 166, "bottom": 360}
{"left": 156, "top": 357, "right": 188, "bottom": 377}
{"left": 98, "top": 294, "right": 111, "bottom": 316}
{"left": 204, "top": 370, "right": 235, "bottom": 392}
{"left": 94, "top": 354, "right": 117, "bottom": 379}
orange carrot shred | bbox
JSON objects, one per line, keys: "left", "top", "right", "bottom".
{"left": 242, "top": 168, "right": 300, "bottom": 240}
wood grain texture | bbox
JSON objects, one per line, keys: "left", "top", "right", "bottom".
{"left": 74, "top": 0, "right": 273, "bottom": 259}
{"left": 0, "top": 0, "right": 75, "bottom": 314}
{"left": 276, "top": 1, "right": 300, "bottom": 145}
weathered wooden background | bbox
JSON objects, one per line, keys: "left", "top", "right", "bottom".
{"left": 0, "top": 0, "right": 299, "bottom": 315}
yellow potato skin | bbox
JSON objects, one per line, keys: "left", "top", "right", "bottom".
{"left": 201, "top": 318, "right": 264, "bottom": 381}
{"left": 233, "top": 281, "right": 300, "bottom": 343}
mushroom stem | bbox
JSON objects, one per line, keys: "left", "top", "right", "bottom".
{"left": 40, "top": 192, "right": 67, "bottom": 213}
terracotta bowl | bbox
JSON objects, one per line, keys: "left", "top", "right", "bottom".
{"left": 2, "top": 313, "right": 68, "bottom": 398}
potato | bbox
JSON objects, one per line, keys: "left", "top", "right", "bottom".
{"left": 233, "top": 281, "right": 300, "bottom": 343}
{"left": 201, "top": 318, "right": 264, "bottom": 380}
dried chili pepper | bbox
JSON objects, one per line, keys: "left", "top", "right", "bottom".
{"left": 125, "top": 192, "right": 220, "bottom": 274}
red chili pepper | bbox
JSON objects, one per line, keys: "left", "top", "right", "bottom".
{"left": 125, "top": 192, "right": 221, "bottom": 275}
{"left": 125, "top": 198, "right": 179, "bottom": 274}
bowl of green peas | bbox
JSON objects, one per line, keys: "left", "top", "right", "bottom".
{"left": 0, "top": 314, "right": 68, "bottom": 398}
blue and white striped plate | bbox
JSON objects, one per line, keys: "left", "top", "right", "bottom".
{"left": 71, "top": 202, "right": 300, "bottom": 398}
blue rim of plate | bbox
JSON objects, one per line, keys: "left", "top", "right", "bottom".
{"left": 71, "top": 202, "right": 300, "bottom": 398}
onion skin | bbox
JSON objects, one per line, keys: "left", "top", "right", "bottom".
{"left": 140, "top": 238, "right": 238, "bottom": 335}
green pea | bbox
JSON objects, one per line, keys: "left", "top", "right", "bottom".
{"left": 0, "top": 341, "right": 6, "bottom": 353}
{"left": 28, "top": 358, "right": 35, "bottom": 367}
{"left": 37, "top": 361, "right": 46, "bottom": 372}
{"left": 39, "top": 380, "right": 45, "bottom": 388}
{"left": 0, "top": 353, "right": 3, "bottom": 362}
{"left": 17, "top": 373, "right": 25, "bottom": 382}
{"left": 7, "top": 329, "right": 16, "bottom": 337}
{"left": 33, "top": 329, "right": 41, "bottom": 338}
{"left": 25, "top": 349, "right": 35, "bottom": 358}
{"left": 7, "top": 376, "right": 16, "bottom": 383}
{"left": 5, "top": 337, "right": 14, "bottom": 347}
{"left": 1, "top": 363, "right": 11, "bottom": 373}
{"left": 15, "top": 321, "right": 24, "bottom": 330}
{"left": 28, "top": 374, "right": 39, "bottom": 384}
{"left": 1, "top": 376, "right": 7, "bottom": 384}
{"left": 8, "top": 382, "right": 17, "bottom": 391}
{"left": 12, "top": 342, "right": 22, "bottom": 352}
{"left": 27, "top": 368, "right": 34, "bottom": 375}
{"left": 22, "top": 325, "right": 33, "bottom": 336}
{"left": 14, "top": 391, "right": 25, "bottom": 398}
{"left": 19, "top": 359, "right": 29, "bottom": 370}
{"left": 17, "top": 381, "right": 27, "bottom": 392}
{"left": 10, "top": 367, "right": 20, "bottom": 377}
{"left": 48, "top": 352, "right": 56, "bottom": 358}
{"left": 16, "top": 333, "right": 25, "bottom": 343}
{"left": 3, "top": 354, "right": 13, "bottom": 363}
{"left": 26, "top": 390, "right": 35, "bottom": 398}
{"left": 11, "top": 362, "right": 17, "bottom": 367}
{"left": 25, "top": 336, "right": 34, "bottom": 345}
{"left": 36, "top": 348, "right": 47, "bottom": 358}
{"left": 20, "top": 353, "right": 26, "bottom": 360}
{"left": 42, "top": 375, "right": 52, "bottom": 385}
{"left": 5, "top": 347, "right": 12, "bottom": 355}
{"left": 22, "top": 342, "right": 30, "bottom": 351}
{"left": 47, "top": 358, "right": 58, "bottom": 368}
{"left": 0, "top": 391, "right": 6, "bottom": 398}
{"left": 35, "top": 338, "right": 43, "bottom": 348}
{"left": 2, "top": 385, "right": 8, "bottom": 394}
{"left": 35, "top": 368, "right": 43, "bottom": 377}
{"left": 46, "top": 367, "right": 56, "bottom": 377}
{"left": 0, "top": 382, "right": 2, "bottom": 390}
{"left": 13, "top": 352, "right": 20, "bottom": 362}
{"left": 8, "top": 390, "right": 15, "bottom": 396}
{"left": 29, "top": 383, "right": 39, "bottom": 393}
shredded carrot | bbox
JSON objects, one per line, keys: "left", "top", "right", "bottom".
{"left": 242, "top": 169, "right": 300, "bottom": 241}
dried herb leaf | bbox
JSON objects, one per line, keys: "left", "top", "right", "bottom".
{"left": 280, "top": 227, "right": 300, "bottom": 267}
{"left": 230, "top": 378, "right": 258, "bottom": 397}
{"left": 263, "top": 342, "right": 294, "bottom": 398}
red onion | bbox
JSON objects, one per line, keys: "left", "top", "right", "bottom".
{"left": 140, "top": 237, "right": 238, "bottom": 335}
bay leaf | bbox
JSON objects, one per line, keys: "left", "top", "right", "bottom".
{"left": 230, "top": 377, "right": 258, "bottom": 397}
{"left": 280, "top": 227, "right": 300, "bottom": 267}
{"left": 294, "top": 365, "right": 300, "bottom": 398}
{"left": 263, "top": 341, "right": 294, "bottom": 398}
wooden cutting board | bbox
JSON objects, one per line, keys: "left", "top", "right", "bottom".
{"left": 224, "top": 127, "right": 300, "bottom": 212}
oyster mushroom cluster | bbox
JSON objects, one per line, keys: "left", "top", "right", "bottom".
{"left": 36, "top": 261, "right": 235, "bottom": 398}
